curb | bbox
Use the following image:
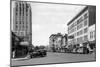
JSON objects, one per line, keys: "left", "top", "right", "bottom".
{"left": 11, "top": 57, "right": 29, "bottom": 61}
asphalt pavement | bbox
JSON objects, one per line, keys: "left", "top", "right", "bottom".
{"left": 11, "top": 52, "right": 96, "bottom": 66}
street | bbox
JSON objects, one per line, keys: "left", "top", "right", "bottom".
{"left": 11, "top": 52, "right": 96, "bottom": 66}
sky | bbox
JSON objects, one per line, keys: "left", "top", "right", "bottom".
{"left": 11, "top": 1, "right": 86, "bottom": 46}
{"left": 30, "top": 2, "right": 86, "bottom": 46}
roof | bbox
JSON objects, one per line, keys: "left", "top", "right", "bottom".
{"left": 67, "top": 6, "right": 88, "bottom": 25}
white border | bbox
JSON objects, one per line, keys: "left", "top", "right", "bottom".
{"left": 0, "top": 0, "right": 98, "bottom": 67}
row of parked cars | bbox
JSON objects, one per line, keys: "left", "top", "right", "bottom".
{"left": 66, "top": 44, "right": 94, "bottom": 54}
{"left": 54, "top": 43, "right": 94, "bottom": 54}
{"left": 72, "top": 46, "right": 90, "bottom": 54}
{"left": 27, "top": 49, "right": 47, "bottom": 58}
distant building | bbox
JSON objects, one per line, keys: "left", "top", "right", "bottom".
{"left": 49, "top": 33, "right": 68, "bottom": 52}
{"left": 13, "top": 1, "right": 32, "bottom": 44}
{"left": 62, "top": 34, "right": 68, "bottom": 48}
{"left": 67, "top": 6, "right": 96, "bottom": 47}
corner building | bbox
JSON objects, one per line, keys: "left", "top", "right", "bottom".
{"left": 67, "top": 6, "right": 96, "bottom": 47}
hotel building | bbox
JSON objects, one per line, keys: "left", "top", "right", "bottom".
{"left": 67, "top": 6, "right": 96, "bottom": 47}
{"left": 13, "top": 1, "right": 32, "bottom": 43}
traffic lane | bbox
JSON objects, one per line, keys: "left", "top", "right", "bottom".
{"left": 11, "top": 52, "right": 96, "bottom": 66}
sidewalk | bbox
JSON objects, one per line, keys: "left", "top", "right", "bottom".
{"left": 11, "top": 56, "right": 29, "bottom": 61}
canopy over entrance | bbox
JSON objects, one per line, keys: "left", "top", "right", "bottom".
{"left": 20, "top": 41, "right": 29, "bottom": 46}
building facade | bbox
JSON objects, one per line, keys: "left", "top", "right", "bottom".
{"left": 88, "top": 24, "right": 95, "bottom": 42}
{"left": 88, "top": 24, "right": 95, "bottom": 49}
{"left": 67, "top": 6, "right": 96, "bottom": 47}
{"left": 13, "top": 1, "right": 32, "bottom": 44}
{"left": 49, "top": 33, "right": 68, "bottom": 52}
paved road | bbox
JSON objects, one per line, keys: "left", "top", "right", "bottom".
{"left": 11, "top": 52, "right": 96, "bottom": 66}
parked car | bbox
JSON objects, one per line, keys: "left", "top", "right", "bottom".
{"left": 37, "top": 49, "right": 47, "bottom": 57}
{"left": 76, "top": 47, "right": 89, "bottom": 54}
{"left": 72, "top": 48, "right": 77, "bottom": 54}
{"left": 77, "top": 47, "right": 83, "bottom": 54}
{"left": 29, "top": 49, "right": 47, "bottom": 58}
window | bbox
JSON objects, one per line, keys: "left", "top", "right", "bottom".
{"left": 20, "top": 32, "right": 23, "bottom": 36}
{"left": 94, "top": 31, "right": 95, "bottom": 39}
{"left": 16, "top": 12, "right": 18, "bottom": 16}
{"left": 68, "top": 27, "right": 70, "bottom": 31}
{"left": 84, "top": 28, "right": 88, "bottom": 33}
{"left": 84, "top": 35, "right": 88, "bottom": 41}
{"left": 79, "top": 37, "right": 83, "bottom": 42}
{"left": 73, "top": 39, "right": 76, "bottom": 43}
{"left": 77, "top": 25, "right": 79, "bottom": 30}
{"left": 69, "top": 23, "right": 75, "bottom": 30}
{"left": 84, "top": 13, "right": 88, "bottom": 19}
{"left": 77, "top": 32, "right": 79, "bottom": 36}
{"left": 77, "top": 30, "right": 83, "bottom": 36}
{"left": 74, "top": 21, "right": 77, "bottom": 26}
{"left": 22, "top": 25, "right": 24, "bottom": 31}
{"left": 15, "top": 25, "right": 18, "bottom": 31}
{"left": 74, "top": 27, "right": 76, "bottom": 31}
{"left": 19, "top": 6, "right": 21, "bottom": 15}
{"left": 16, "top": 21, "right": 18, "bottom": 24}
{"left": 23, "top": 4, "right": 24, "bottom": 16}
{"left": 77, "top": 37, "right": 83, "bottom": 43}
{"left": 90, "top": 32, "right": 93, "bottom": 39}
{"left": 71, "top": 23, "right": 75, "bottom": 28}
{"left": 80, "top": 30, "right": 83, "bottom": 35}
{"left": 90, "top": 32, "right": 92, "bottom": 39}
{"left": 77, "top": 17, "right": 83, "bottom": 25}
{"left": 84, "top": 19, "right": 88, "bottom": 26}
{"left": 77, "top": 23, "right": 83, "bottom": 30}
{"left": 68, "top": 30, "right": 70, "bottom": 34}
{"left": 77, "top": 38, "right": 80, "bottom": 42}
{"left": 91, "top": 32, "right": 93, "bottom": 39}
{"left": 74, "top": 33, "right": 77, "bottom": 37}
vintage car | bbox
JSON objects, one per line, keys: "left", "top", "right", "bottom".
{"left": 29, "top": 49, "right": 47, "bottom": 58}
{"left": 76, "top": 47, "right": 89, "bottom": 54}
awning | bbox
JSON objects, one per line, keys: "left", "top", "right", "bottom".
{"left": 20, "top": 41, "right": 29, "bottom": 46}
{"left": 89, "top": 40, "right": 96, "bottom": 44}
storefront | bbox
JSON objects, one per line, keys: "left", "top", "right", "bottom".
{"left": 15, "top": 45, "right": 28, "bottom": 58}
{"left": 89, "top": 40, "right": 96, "bottom": 49}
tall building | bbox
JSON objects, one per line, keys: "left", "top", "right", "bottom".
{"left": 67, "top": 6, "right": 96, "bottom": 47}
{"left": 13, "top": 1, "right": 32, "bottom": 43}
